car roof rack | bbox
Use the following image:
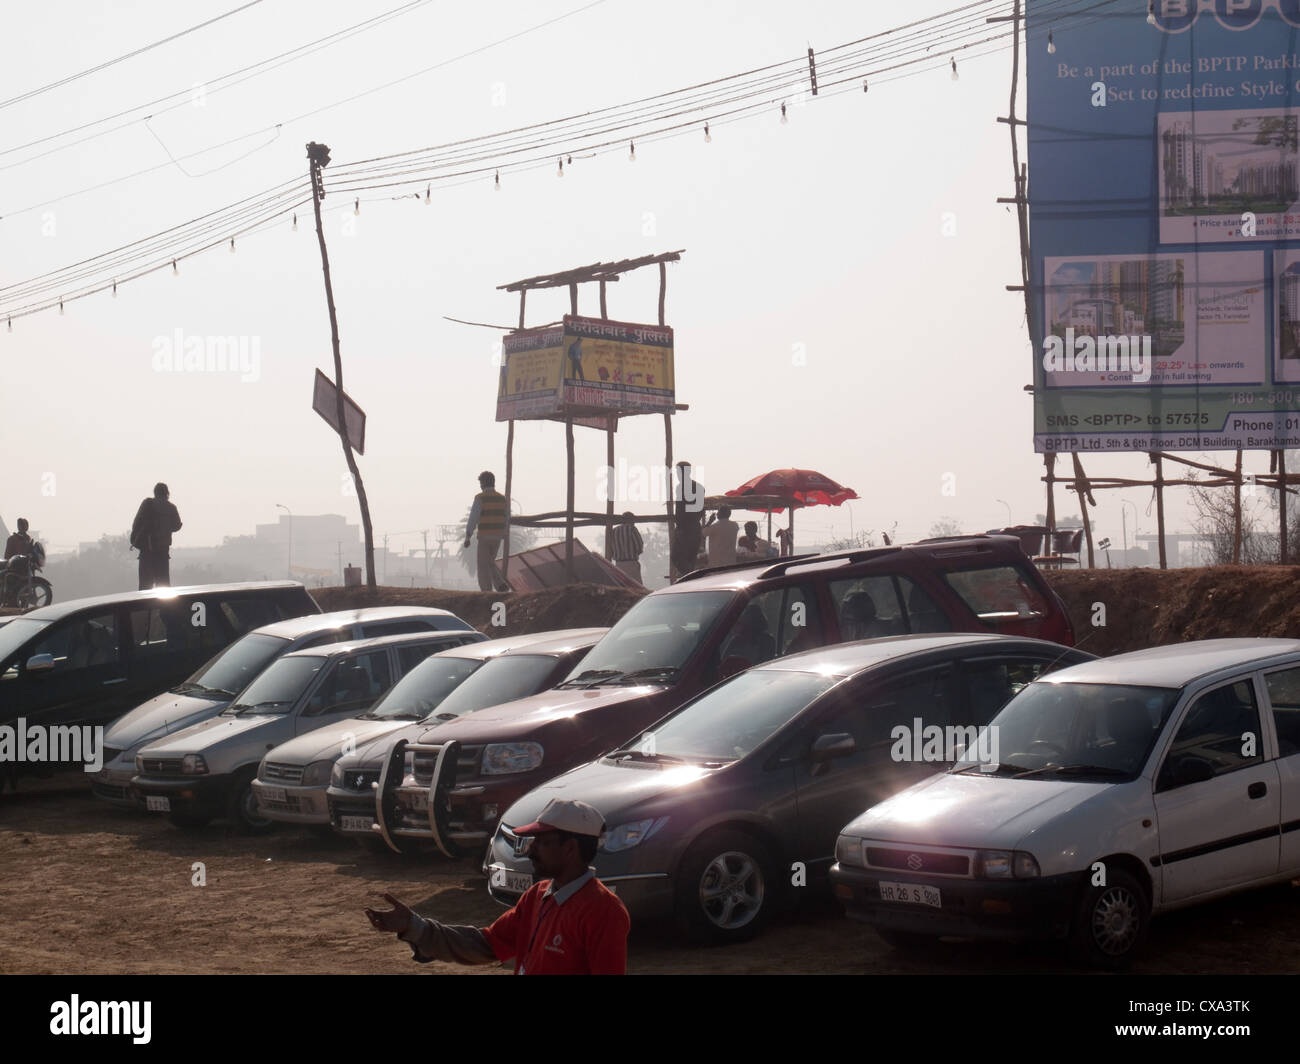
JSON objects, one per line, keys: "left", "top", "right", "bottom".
{"left": 672, "top": 553, "right": 820, "bottom": 583}
{"left": 758, "top": 546, "right": 900, "bottom": 579}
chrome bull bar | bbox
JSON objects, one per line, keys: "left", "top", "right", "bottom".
{"left": 374, "top": 738, "right": 461, "bottom": 858}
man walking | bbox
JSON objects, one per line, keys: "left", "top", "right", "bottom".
{"left": 670, "top": 460, "right": 705, "bottom": 580}
{"left": 365, "top": 798, "right": 630, "bottom": 974}
{"left": 131, "top": 482, "right": 182, "bottom": 590}
{"left": 464, "top": 471, "right": 509, "bottom": 592}
{"left": 610, "top": 511, "right": 644, "bottom": 585}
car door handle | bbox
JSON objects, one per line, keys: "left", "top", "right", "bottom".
{"left": 1248, "top": 781, "right": 1267, "bottom": 799}
{"left": 102, "top": 677, "right": 127, "bottom": 686}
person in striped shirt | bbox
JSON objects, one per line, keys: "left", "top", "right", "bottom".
{"left": 610, "top": 512, "right": 644, "bottom": 585}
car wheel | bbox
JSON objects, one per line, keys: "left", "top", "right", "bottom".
{"left": 168, "top": 811, "right": 212, "bottom": 829}
{"left": 1069, "top": 867, "right": 1149, "bottom": 970}
{"left": 873, "top": 926, "right": 941, "bottom": 953}
{"left": 675, "top": 829, "right": 779, "bottom": 944}
{"left": 228, "top": 769, "right": 276, "bottom": 835}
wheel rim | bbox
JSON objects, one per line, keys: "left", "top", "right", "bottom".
{"left": 241, "top": 786, "right": 272, "bottom": 829}
{"left": 1090, "top": 885, "right": 1140, "bottom": 956}
{"left": 698, "top": 850, "right": 764, "bottom": 930}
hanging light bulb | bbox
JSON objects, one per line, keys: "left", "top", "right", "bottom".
{"left": 6, "top": 317, "right": 10, "bottom": 333}
{"left": 292, "top": 213, "right": 298, "bottom": 231}
{"left": 425, "top": 184, "right": 431, "bottom": 204}
{"left": 557, "top": 157, "right": 564, "bottom": 177}
{"left": 353, "top": 198, "right": 360, "bottom": 216}
{"left": 229, "top": 237, "right": 236, "bottom": 253}
{"left": 780, "top": 101, "right": 788, "bottom": 124}
{"left": 172, "top": 259, "right": 178, "bottom": 276}
{"left": 1147, "top": 2, "right": 1157, "bottom": 26}
{"left": 628, "top": 140, "right": 636, "bottom": 162}
{"left": 112, "top": 280, "right": 118, "bottom": 298}
{"left": 1047, "top": 31, "right": 1056, "bottom": 54}
{"left": 704, "top": 122, "right": 711, "bottom": 142}
{"left": 566, "top": 155, "right": 572, "bottom": 165}
{"left": 59, "top": 299, "right": 64, "bottom": 315}
{"left": 863, "top": 79, "right": 868, "bottom": 93}
{"left": 951, "top": 57, "right": 959, "bottom": 81}
{"left": 494, "top": 169, "right": 501, "bottom": 192}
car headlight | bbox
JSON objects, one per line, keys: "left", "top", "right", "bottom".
{"left": 257, "top": 757, "right": 268, "bottom": 780}
{"left": 600, "top": 817, "right": 668, "bottom": 853}
{"left": 480, "top": 742, "right": 543, "bottom": 775}
{"left": 135, "top": 754, "right": 145, "bottom": 773}
{"left": 181, "top": 754, "right": 208, "bottom": 775}
{"left": 834, "top": 834, "right": 862, "bottom": 867}
{"left": 977, "top": 849, "right": 1039, "bottom": 878}
{"left": 330, "top": 762, "right": 345, "bottom": 788}
{"left": 301, "top": 760, "right": 334, "bottom": 787}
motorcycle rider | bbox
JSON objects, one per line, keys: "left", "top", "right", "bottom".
{"left": 4, "top": 518, "right": 33, "bottom": 560}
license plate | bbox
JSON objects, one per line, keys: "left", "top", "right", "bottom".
{"left": 492, "top": 867, "right": 532, "bottom": 894}
{"left": 259, "top": 786, "right": 287, "bottom": 804}
{"left": 146, "top": 796, "right": 170, "bottom": 813}
{"left": 879, "top": 881, "right": 941, "bottom": 908}
{"left": 341, "top": 816, "right": 373, "bottom": 832}
{"left": 399, "top": 789, "right": 428, "bottom": 811}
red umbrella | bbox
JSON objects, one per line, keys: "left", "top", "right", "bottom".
{"left": 724, "top": 469, "right": 859, "bottom": 554}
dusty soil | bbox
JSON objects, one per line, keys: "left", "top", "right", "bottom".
{"left": 6, "top": 566, "right": 1300, "bottom": 975}
{"left": 2, "top": 787, "right": 1298, "bottom": 975}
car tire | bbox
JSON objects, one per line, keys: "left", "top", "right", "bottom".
{"left": 675, "top": 828, "right": 779, "bottom": 944}
{"left": 168, "top": 811, "right": 212, "bottom": 829}
{"left": 873, "top": 926, "right": 941, "bottom": 954}
{"left": 1069, "top": 867, "right": 1149, "bottom": 970}
{"left": 228, "top": 768, "right": 276, "bottom": 835}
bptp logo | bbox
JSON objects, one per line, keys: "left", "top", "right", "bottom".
{"left": 1149, "top": 1, "right": 1300, "bottom": 34}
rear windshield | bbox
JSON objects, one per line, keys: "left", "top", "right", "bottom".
{"left": 188, "top": 633, "right": 290, "bottom": 698}
{"left": 942, "top": 565, "right": 1049, "bottom": 621}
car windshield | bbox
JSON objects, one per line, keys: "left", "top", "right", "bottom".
{"left": 367, "top": 656, "right": 484, "bottom": 720}
{"left": 623, "top": 669, "right": 840, "bottom": 763}
{"left": 560, "top": 591, "right": 734, "bottom": 685}
{"left": 423, "top": 654, "right": 559, "bottom": 721}
{"left": 186, "top": 633, "right": 290, "bottom": 698}
{"left": 224, "top": 654, "right": 328, "bottom": 714}
{"left": 954, "top": 681, "right": 1181, "bottom": 781}
{"left": 0, "top": 618, "right": 50, "bottom": 669}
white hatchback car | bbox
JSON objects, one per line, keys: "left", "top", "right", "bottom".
{"left": 830, "top": 638, "right": 1300, "bottom": 968}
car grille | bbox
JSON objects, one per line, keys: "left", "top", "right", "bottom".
{"left": 259, "top": 793, "right": 301, "bottom": 811}
{"left": 865, "top": 846, "right": 970, "bottom": 878}
{"left": 340, "top": 769, "right": 379, "bottom": 792}
{"left": 413, "top": 744, "right": 482, "bottom": 785}
{"left": 140, "top": 758, "right": 183, "bottom": 776}
{"left": 91, "top": 781, "right": 129, "bottom": 800}
{"left": 261, "top": 762, "right": 304, "bottom": 785}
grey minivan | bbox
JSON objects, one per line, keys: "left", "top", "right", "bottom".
{"left": 92, "top": 607, "right": 475, "bottom": 807}
{"left": 486, "top": 634, "right": 1094, "bottom": 943}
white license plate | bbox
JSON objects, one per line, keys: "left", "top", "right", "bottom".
{"left": 398, "top": 790, "right": 428, "bottom": 811}
{"left": 259, "top": 786, "right": 287, "bottom": 804}
{"left": 492, "top": 868, "right": 532, "bottom": 894}
{"left": 879, "top": 881, "right": 941, "bottom": 908}
{"left": 146, "top": 796, "right": 170, "bottom": 813}
{"left": 341, "top": 815, "right": 373, "bottom": 832}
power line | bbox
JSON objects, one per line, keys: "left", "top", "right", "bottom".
{"left": 0, "top": 0, "right": 268, "bottom": 112}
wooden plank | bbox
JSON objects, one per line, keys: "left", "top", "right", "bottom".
{"left": 1233, "top": 449, "right": 1243, "bottom": 565}
{"left": 658, "top": 261, "right": 667, "bottom": 326}
{"left": 566, "top": 415, "right": 575, "bottom": 582}
{"left": 502, "top": 419, "right": 514, "bottom": 581}
{"left": 605, "top": 426, "right": 615, "bottom": 558}
{"left": 1154, "top": 453, "right": 1167, "bottom": 569}
{"left": 665, "top": 412, "right": 675, "bottom": 582}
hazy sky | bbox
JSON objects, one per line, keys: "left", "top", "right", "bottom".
{"left": 0, "top": 0, "right": 1232, "bottom": 561}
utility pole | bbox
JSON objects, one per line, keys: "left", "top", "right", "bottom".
{"left": 422, "top": 530, "right": 430, "bottom": 586}
{"left": 337, "top": 540, "right": 343, "bottom": 583}
{"left": 307, "top": 141, "right": 377, "bottom": 590}
{"left": 383, "top": 533, "right": 388, "bottom": 585}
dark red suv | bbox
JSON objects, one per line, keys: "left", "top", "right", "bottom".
{"left": 375, "top": 535, "right": 1073, "bottom": 857}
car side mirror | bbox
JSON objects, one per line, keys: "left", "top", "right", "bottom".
{"left": 808, "top": 732, "right": 855, "bottom": 776}
{"left": 1160, "top": 755, "right": 1214, "bottom": 790}
{"left": 25, "top": 652, "right": 55, "bottom": 674}
{"left": 719, "top": 655, "right": 751, "bottom": 680}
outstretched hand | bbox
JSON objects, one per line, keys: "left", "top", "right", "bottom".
{"left": 364, "top": 892, "right": 414, "bottom": 935}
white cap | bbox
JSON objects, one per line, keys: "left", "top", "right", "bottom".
{"left": 513, "top": 798, "right": 605, "bottom": 838}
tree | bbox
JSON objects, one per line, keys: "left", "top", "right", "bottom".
{"left": 927, "top": 517, "right": 962, "bottom": 539}
{"left": 1187, "top": 473, "right": 1275, "bottom": 565}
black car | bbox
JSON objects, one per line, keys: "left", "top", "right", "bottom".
{"left": 0, "top": 583, "right": 320, "bottom": 740}
{"left": 486, "top": 634, "right": 1095, "bottom": 943}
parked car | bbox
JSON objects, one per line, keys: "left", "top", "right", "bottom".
{"left": 131, "top": 630, "right": 483, "bottom": 832}
{"left": 326, "top": 628, "right": 607, "bottom": 845}
{"left": 830, "top": 638, "right": 1300, "bottom": 968}
{"left": 0, "top": 582, "right": 321, "bottom": 739}
{"left": 375, "top": 536, "right": 1074, "bottom": 858}
{"left": 484, "top": 634, "right": 1094, "bottom": 942}
{"left": 91, "top": 607, "right": 476, "bottom": 808}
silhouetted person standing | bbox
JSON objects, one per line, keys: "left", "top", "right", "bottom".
{"left": 131, "top": 482, "right": 182, "bottom": 590}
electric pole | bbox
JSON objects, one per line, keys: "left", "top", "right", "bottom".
{"left": 307, "top": 141, "right": 377, "bottom": 590}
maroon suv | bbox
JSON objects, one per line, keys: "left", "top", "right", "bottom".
{"left": 376, "top": 535, "right": 1073, "bottom": 857}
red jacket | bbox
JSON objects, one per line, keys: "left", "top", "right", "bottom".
{"left": 483, "top": 874, "right": 629, "bottom": 975}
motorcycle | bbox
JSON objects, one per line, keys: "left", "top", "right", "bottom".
{"left": 1, "top": 540, "right": 52, "bottom": 609}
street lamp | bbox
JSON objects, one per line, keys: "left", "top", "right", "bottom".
{"left": 276, "top": 504, "right": 293, "bottom": 578}
{"left": 1121, "top": 499, "right": 1138, "bottom": 555}
{"left": 995, "top": 498, "right": 1012, "bottom": 526}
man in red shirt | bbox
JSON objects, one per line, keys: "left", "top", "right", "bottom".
{"left": 365, "top": 798, "right": 630, "bottom": 975}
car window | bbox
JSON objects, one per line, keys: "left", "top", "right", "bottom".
{"left": 129, "top": 603, "right": 225, "bottom": 658}
{"left": 1265, "top": 666, "right": 1300, "bottom": 758}
{"left": 0, "top": 618, "right": 51, "bottom": 680}
{"left": 726, "top": 585, "right": 823, "bottom": 664}
{"left": 394, "top": 640, "right": 456, "bottom": 674}
{"left": 829, "top": 576, "right": 904, "bottom": 639}
{"left": 961, "top": 658, "right": 1056, "bottom": 726}
{"left": 304, "top": 650, "right": 392, "bottom": 717}
{"left": 853, "top": 667, "right": 960, "bottom": 759}
{"left": 18, "top": 611, "right": 122, "bottom": 675}
{"left": 1159, "top": 679, "right": 1264, "bottom": 785}
{"left": 189, "top": 632, "right": 289, "bottom": 698}
{"left": 220, "top": 597, "right": 284, "bottom": 635}
{"left": 942, "top": 564, "right": 1049, "bottom": 621}
{"left": 363, "top": 619, "right": 438, "bottom": 638}
{"left": 298, "top": 628, "right": 349, "bottom": 650}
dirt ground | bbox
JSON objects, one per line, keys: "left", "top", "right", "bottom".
{"left": 2, "top": 784, "right": 1298, "bottom": 975}
{"left": 7, "top": 566, "right": 1300, "bottom": 974}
